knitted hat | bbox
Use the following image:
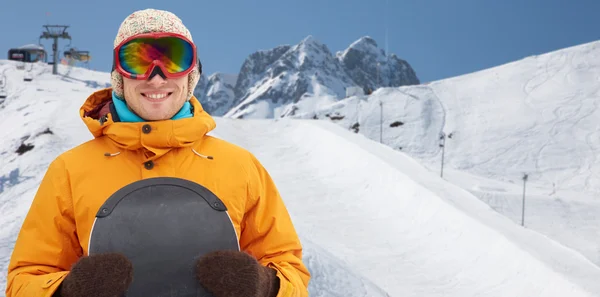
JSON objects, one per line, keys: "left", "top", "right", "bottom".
{"left": 111, "top": 9, "right": 200, "bottom": 100}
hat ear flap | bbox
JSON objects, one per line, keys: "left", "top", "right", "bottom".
{"left": 187, "top": 64, "right": 201, "bottom": 101}
{"left": 111, "top": 70, "right": 124, "bottom": 99}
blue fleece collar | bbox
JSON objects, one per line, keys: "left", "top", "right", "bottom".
{"left": 111, "top": 92, "right": 193, "bottom": 122}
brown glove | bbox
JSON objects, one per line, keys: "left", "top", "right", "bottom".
{"left": 55, "top": 253, "right": 133, "bottom": 297}
{"left": 196, "top": 250, "right": 280, "bottom": 297}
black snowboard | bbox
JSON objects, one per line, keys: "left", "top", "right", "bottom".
{"left": 88, "top": 177, "right": 240, "bottom": 297}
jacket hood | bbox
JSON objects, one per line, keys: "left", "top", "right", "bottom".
{"left": 80, "top": 88, "right": 216, "bottom": 161}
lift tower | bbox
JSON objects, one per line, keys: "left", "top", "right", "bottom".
{"left": 39, "top": 25, "right": 71, "bottom": 75}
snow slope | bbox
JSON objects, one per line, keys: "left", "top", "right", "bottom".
{"left": 288, "top": 39, "right": 600, "bottom": 269}
{"left": 441, "top": 166, "right": 600, "bottom": 266}
{"left": 0, "top": 61, "right": 389, "bottom": 296}
{"left": 298, "top": 39, "right": 600, "bottom": 195}
{"left": 209, "top": 117, "right": 600, "bottom": 297}
{"left": 2, "top": 60, "right": 600, "bottom": 296}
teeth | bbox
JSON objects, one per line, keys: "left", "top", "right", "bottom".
{"left": 145, "top": 93, "right": 168, "bottom": 99}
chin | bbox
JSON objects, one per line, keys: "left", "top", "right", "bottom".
{"left": 145, "top": 113, "right": 173, "bottom": 121}
{"left": 135, "top": 104, "right": 172, "bottom": 121}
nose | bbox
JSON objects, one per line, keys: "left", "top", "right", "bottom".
{"left": 146, "top": 72, "right": 167, "bottom": 87}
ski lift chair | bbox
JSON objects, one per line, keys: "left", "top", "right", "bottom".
{"left": 64, "top": 48, "right": 91, "bottom": 63}
{"left": 37, "top": 38, "right": 48, "bottom": 63}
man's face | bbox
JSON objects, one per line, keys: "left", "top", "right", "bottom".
{"left": 122, "top": 73, "right": 188, "bottom": 121}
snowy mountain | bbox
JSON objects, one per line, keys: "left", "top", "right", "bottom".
{"left": 288, "top": 39, "right": 600, "bottom": 268}
{"left": 337, "top": 36, "right": 418, "bottom": 92}
{"left": 194, "top": 72, "right": 237, "bottom": 116}
{"left": 193, "top": 35, "right": 419, "bottom": 118}
{"left": 2, "top": 60, "right": 600, "bottom": 296}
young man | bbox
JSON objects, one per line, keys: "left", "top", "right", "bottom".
{"left": 5, "top": 8, "right": 310, "bottom": 297}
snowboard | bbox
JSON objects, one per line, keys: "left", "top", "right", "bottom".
{"left": 88, "top": 177, "right": 240, "bottom": 297}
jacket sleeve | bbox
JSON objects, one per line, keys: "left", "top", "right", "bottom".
{"left": 5, "top": 157, "right": 82, "bottom": 297}
{"left": 240, "top": 152, "right": 311, "bottom": 297}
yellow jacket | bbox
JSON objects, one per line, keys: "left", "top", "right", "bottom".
{"left": 6, "top": 88, "right": 310, "bottom": 297}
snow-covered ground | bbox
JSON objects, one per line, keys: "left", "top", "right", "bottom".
{"left": 287, "top": 39, "right": 600, "bottom": 270}
{"left": 2, "top": 61, "right": 600, "bottom": 296}
{"left": 288, "top": 39, "right": 600, "bottom": 198}
{"left": 0, "top": 61, "right": 389, "bottom": 296}
{"left": 210, "top": 117, "right": 600, "bottom": 297}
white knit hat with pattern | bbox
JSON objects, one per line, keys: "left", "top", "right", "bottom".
{"left": 111, "top": 8, "right": 200, "bottom": 100}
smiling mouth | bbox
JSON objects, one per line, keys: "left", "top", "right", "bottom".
{"left": 141, "top": 92, "right": 173, "bottom": 100}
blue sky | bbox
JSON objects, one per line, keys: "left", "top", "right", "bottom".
{"left": 1, "top": 0, "right": 598, "bottom": 83}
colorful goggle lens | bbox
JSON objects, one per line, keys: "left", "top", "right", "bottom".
{"left": 118, "top": 36, "right": 194, "bottom": 75}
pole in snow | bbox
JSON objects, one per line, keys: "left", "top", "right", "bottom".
{"left": 379, "top": 101, "right": 383, "bottom": 143}
{"left": 439, "top": 132, "right": 446, "bottom": 178}
{"left": 522, "top": 173, "right": 528, "bottom": 226}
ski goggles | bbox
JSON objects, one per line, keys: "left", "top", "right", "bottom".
{"left": 112, "top": 32, "right": 199, "bottom": 80}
